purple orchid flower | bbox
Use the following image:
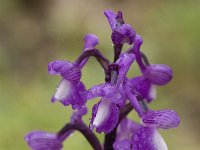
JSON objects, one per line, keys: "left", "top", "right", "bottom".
{"left": 87, "top": 53, "right": 135, "bottom": 133}
{"left": 133, "top": 34, "right": 173, "bottom": 85}
{"left": 104, "top": 10, "right": 136, "bottom": 62}
{"left": 48, "top": 34, "right": 99, "bottom": 109}
{"left": 126, "top": 35, "right": 173, "bottom": 103}
{"left": 48, "top": 60, "right": 86, "bottom": 109}
{"left": 114, "top": 118, "right": 169, "bottom": 150}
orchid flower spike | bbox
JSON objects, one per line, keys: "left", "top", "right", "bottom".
{"left": 25, "top": 9, "right": 180, "bottom": 150}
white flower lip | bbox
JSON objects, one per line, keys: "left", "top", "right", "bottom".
{"left": 153, "top": 130, "right": 168, "bottom": 150}
{"left": 54, "top": 79, "right": 71, "bottom": 100}
{"left": 93, "top": 99, "right": 111, "bottom": 127}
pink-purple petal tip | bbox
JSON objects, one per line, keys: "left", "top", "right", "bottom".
{"left": 83, "top": 34, "right": 99, "bottom": 50}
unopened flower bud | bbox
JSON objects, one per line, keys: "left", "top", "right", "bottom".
{"left": 112, "top": 24, "right": 136, "bottom": 45}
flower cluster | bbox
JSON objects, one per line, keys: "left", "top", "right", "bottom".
{"left": 25, "top": 10, "right": 180, "bottom": 150}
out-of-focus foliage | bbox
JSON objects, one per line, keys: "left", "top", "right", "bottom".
{"left": 0, "top": 0, "right": 199, "bottom": 149}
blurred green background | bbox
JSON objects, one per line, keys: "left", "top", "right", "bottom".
{"left": 0, "top": 0, "right": 200, "bottom": 149}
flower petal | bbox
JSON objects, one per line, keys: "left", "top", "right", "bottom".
{"left": 126, "top": 76, "right": 155, "bottom": 103}
{"left": 83, "top": 34, "right": 99, "bottom": 50}
{"left": 87, "top": 83, "right": 124, "bottom": 104}
{"left": 141, "top": 110, "right": 180, "bottom": 129}
{"left": 116, "top": 53, "right": 135, "bottom": 86}
{"left": 48, "top": 60, "right": 81, "bottom": 82}
{"left": 125, "top": 84, "right": 144, "bottom": 117}
{"left": 133, "top": 35, "right": 146, "bottom": 72}
{"left": 133, "top": 34, "right": 143, "bottom": 54}
{"left": 52, "top": 80, "right": 86, "bottom": 109}
{"left": 131, "top": 127, "right": 168, "bottom": 150}
{"left": 104, "top": 10, "right": 124, "bottom": 31}
{"left": 25, "top": 131, "right": 62, "bottom": 150}
{"left": 144, "top": 64, "right": 173, "bottom": 86}
{"left": 87, "top": 83, "right": 113, "bottom": 98}
{"left": 90, "top": 99, "right": 119, "bottom": 133}
{"left": 52, "top": 79, "right": 72, "bottom": 101}
{"left": 112, "top": 24, "right": 136, "bottom": 45}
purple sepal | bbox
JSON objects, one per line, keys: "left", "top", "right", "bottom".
{"left": 83, "top": 34, "right": 99, "bottom": 50}
{"left": 144, "top": 64, "right": 173, "bottom": 86}
{"left": 25, "top": 131, "right": 62, "bottom": 150}
{"left": 125, "top": 84, "right": 144, "bottom": 117}
{"left": 112, "top": 24, "right": 136, "bottom": 45}
{"left": 116, "top": 53, "right": 135, "bottom": 86}
{"left": 51, "top": 80, "right": 86, "bottom": 109}
{"left": 48, "top": 60, "right": 81, "bottom": 82}
{"left": 90, "top": 99, "right": 119, "bottom": 134}
{"left": 133, "top": 34, "right": 143, "bottom": 54}
{"left": 131, "top": 126, "right": 168, "bottom": 150}
{"left": 141, "top": 110, "right": 180, "bottom": 129}
{"left": 126, "top": 76, "right": 156, "bottom": 103}
{"left": 104, "top": 10, "right": 124, "bottom": 31}
{"left": 133, "top": 35, "right": 146, "bottom": 72}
